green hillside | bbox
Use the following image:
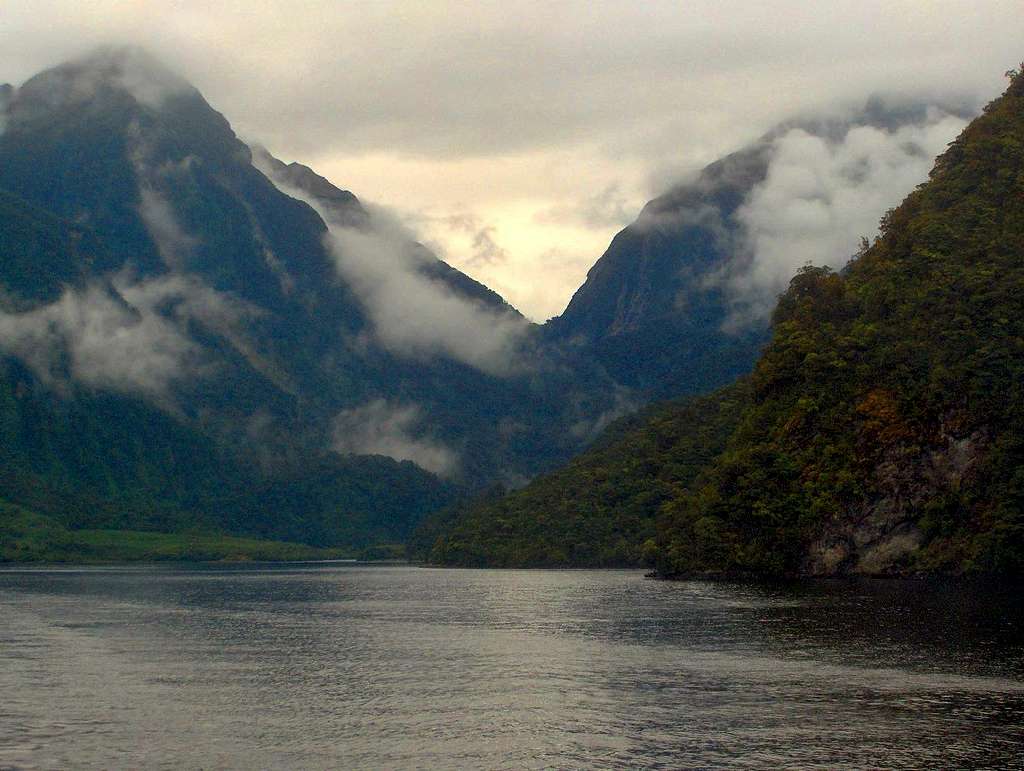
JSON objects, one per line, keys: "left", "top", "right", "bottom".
{"left": 412, "top": 384, "right": 747, "bottom": 566}
{"left": 653, "top": 69, "right": 1024, "bottom": 577}
{"left": 427, "top": 70, "right": 1024, "bottom": 577}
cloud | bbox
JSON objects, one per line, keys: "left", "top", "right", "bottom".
{"left": 331, "top": 399, "right": 456, "bottom": 476}
{"left": 4, "top": 1, "right": 1003, "bottom": 162}
{"left": 1, "top": 4, "right": 1019, "bottom": 323}
{"left": 256, "top": 157, "right": 529, "bottom": 376}
{"left": 467, "top": 225, "right": 508, "bottom": 267}
{"left": 126, "top": 135, "right": 203, "bottom": 269}
{"left": 718, "top": 109, "right": 968, "bottom": 327}
{"left": 416, "top": 211, "right": 510, "bottom": 268}
{"left": 10, "top": 46, "right": 190, "bottom": 118}
{"left": 0, "top": 281, "right": 197, "bottom": 399}
{"left": 0, "top": 273, "right": 253, "bottom": 401}
{"left": 323, "top": 217, "right": 528, "bottom": 375}
{"left": 104, "top": 46, "right": 192, "bottom": 108}
{"left": 136, "top": 186, "right": 198, "bottom": 269}
{"left": 115, "top": 272, "right": 256, "bottom": 337}
{"left": 568, "top": 388, "right": 636, "bottom": 443}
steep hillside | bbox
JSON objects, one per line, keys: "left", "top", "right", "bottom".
{"left": 544, "top": 100, "right": 972, "bottom": 400}
{"left": 412, "top": 383, "right": 747, "bottom": 566}
{"left": 653, "top": 71, "right": 1024, "bottom": 577}
{"left": 544, "top": 143, "right": 771, "bottom": 397}
{"left": 427, "top": 73, "right": 1023, "bottom": 577}
{"left": 0, "top": 48, "right": 622, "bottom": 551}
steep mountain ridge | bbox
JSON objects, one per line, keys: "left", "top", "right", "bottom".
{"left": 0, "top": 48, "right": 996, "bottom": 561}
{"left": 545, "top": 99, "right": 974, "bottom": 399}
{"left": 651, "top": 72, "right": 1024, "bottom": 577}
{"left": 0, "top": 48, "right": 619, "bottom": 549}
{"left": 426, "top": 72, "right": 1024, "bottom": 577}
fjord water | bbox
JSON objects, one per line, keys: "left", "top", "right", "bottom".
{"left": 0, "top": 566, "right": 1021, "bottom": 769}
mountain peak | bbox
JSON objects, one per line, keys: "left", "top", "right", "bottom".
{"left": 17, "top": 46, "right": 193, "bottom": 111}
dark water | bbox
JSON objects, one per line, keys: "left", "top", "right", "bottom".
{"left": 0, "top": 565, "right": 1022, "bottom": 769}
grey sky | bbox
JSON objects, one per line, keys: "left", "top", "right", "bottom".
{"left": 2, "top": 1, "right": 1021, "bottom": 318}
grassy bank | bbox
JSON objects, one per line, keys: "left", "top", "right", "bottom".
{"left": 0, "top": 501, "right": 353, "bottom": 563}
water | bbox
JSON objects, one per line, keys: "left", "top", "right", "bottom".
{"left": 0, "top": 565, "right": 1022, "bottom": 769}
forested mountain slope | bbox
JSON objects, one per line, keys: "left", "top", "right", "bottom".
{"left": 426, "top": 72, "right": 1024, "bottom": 577}
{"left": 0, "top": 48, "right": 611, "bottom": 551}
{"left": 412, "top": 384, "right": 747, "bottom": 566}
{"left": 653, "top": 71, "right": 1024, "bottom": 577}
{"left": 543, "top": 99, "right": 971, "bottom": 400}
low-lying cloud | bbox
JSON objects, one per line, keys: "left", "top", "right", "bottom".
{"left": 332, "top": 398, "right": 456, "bottom": 476}
{"left": 256, "top": 158, "right": 529, "bottom": 376}
{"left": 409, "top": 211, "right": 512, "bottom": 269}
{"left": 324, "top": 219, "right": 527, "bottom": 375}
{"left": 0, "top": 279, "right": 196, "bottom": 399}
{"left": 537, "top": 182, "right": 635, "bottom": 230}
{"left": 137, "top": 185, "right": 198, "bottom": 269}
{"left": 719, "top": 109, "right": 968, "bottom": 327}
{"left": 0, "top": 273, "right": 253, "bottom": 401}
{"left": 30, "top": 46, "right": 189, "bottom": 112}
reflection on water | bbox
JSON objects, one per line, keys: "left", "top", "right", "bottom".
{"left": 0, "top": 565, "right": 1021, "bottom": 769}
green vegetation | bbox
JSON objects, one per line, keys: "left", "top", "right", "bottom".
{"left": 428, "top": 70, "right": 1024, "bottom": 577}
{"left": 412, "top": 384, "right": 747, "bottom": 566}
{"left": 651, "top": 70, "right": 1024, "bottom": 577}
{"left": 0, "top": 357, "right": 455, "bottom": 551}
{"left": 0, "top": 500, "right": 350, "bottom": 563}
{"left": 357, "top": 542, "right": 408, "bottom": 561}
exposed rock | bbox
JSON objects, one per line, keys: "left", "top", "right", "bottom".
{"left": 803, "top": 423, "right": 989, "bottom": 576}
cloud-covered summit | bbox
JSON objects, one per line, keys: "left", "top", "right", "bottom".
{"left": 720, "top": 109, "right": 968, "bottom": 327}
{"left": 9, "top": 46, "right": 192, "bottom": 119}
{"left": 3, "top": 2, "right": 1017, "bottom": 320}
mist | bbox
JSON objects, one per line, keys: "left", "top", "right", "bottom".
{"left": 323, "top": 219, "right": 529, "bottom": 377}
{"left": 332, "top": 399, "right": 456, "bottom": 476}
{"left": 719, "top": 110, "right": 968, "bottom": 327}
{"left": 3, "top": 2, "right": 1018, "bottom": 321}
{"left": 0, "top": 278, "right": 200, "bottom": 400}
{"left": 256, "top": 158, "right": 530, "bottom": 377}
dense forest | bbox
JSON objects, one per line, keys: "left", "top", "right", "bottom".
{"left": 412, "top": 385, "right": 747, "bottom": 566}
{"left": 426, "top": 70, "right": 1024, "bottom": 577}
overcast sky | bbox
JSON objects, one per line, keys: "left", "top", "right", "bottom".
{"left": 2, "top": 1, "right": 1021, "bottom": 320}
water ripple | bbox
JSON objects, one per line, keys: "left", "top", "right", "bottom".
{"left": 0, "top": 566, "right": 1021, "bottom": 769}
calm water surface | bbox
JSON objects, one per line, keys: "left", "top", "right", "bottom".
{"left": 0, "top": 564, "right": 1022, "bottom": 769}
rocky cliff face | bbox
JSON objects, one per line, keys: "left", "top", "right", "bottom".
{"left": 805, "top": 419, "right": 991, "bottom": 576}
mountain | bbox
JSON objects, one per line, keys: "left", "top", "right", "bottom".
{"left": 543, "top": 143, "right": 770, "bottom": 398}
{"left": 251, "top": 146, "right": 520, "bottom": 313}
{"left": 0, "top": 48, "right": 624, "bottom": 552}
{"left": 0, "top": 48, "right": 994, "bottom": 563}
{"left": 425, "top": 71, "right": 1024, "bottom": 577}
{"left": 544, "top": 98, "right": 974, "bottom": 400}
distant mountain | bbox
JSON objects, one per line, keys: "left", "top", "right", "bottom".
{"left": 425, "top": 72, "right": 1024, "bottom": 577}
{"left": 544, "top": 143, "right": 770, "bottom": 398}
{"left": 0, "top": 47, "right": 990, "bottom": 561}
{"left": 544, "top": 98, "right": 975, "bottom": 400}
{"left": 0, "top": 48, "right": 620, "bottom": 550}
{"left": 251, "top": 145, "right": 521, "bottom": 315}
